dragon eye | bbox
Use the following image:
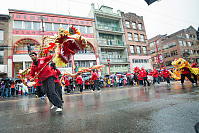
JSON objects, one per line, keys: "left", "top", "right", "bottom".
{"left": 178, "top": 61, "right": 181, "bottom": 64}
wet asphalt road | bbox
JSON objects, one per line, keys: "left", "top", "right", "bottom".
{"left": 0, "top": 81, "right": 199, "bottom": 133}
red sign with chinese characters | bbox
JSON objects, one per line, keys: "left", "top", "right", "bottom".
{"left": 13, "top": 30, "right": 94, "bottom": 38}
{"left": 13, "top": 13, "right": 93, "bottom": 26}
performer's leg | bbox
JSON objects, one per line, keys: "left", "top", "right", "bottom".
{"left": 181, "top": 74, "right": 185, "bottom": 84}
{"left": 167, "top": 77, "right": 170, "bottom": 84}
{"left": 193, "top": 74, "right": 197, "bottom": 84}
{"left": 55, "top": 82, "right": 63, "bottom": 101}
{"left": 185, "top": 73, "right": 195, "bottom": 83}
{"left": 43, "top": 76, "right": 62, "bottom": 108}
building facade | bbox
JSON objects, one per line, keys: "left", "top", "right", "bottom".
{"left": 8, "top": 9, "right": 96, "bottom": 78}
{"left": 89, "top": 4, "right": 129, "bottom": 75}
{"left": 148, "top": 26, "right": 199, "bottom": 69}
{"left": 0, "top": 14, "right": 10, "bottom": 78}
{"left": 121, "top": 12, "right": 152, "bottom": 72}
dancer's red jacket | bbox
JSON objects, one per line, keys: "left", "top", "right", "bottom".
{"left": 76, "top": 75, "right": 83, "bottom": 85}
{"left": 50, "top": 67, "right": 61, "bottom": 83}
{"left": 91, "top": 72, "right": 98, "bottom": 81}
{"left": 162, "top": 69, "right": 170, "bottom": 78}
{"left": 64, "top": 78, "right": 70, "bottom": 86}
{"left": 138, "top": 73, "right": 143, "bottom": 80}
{"left": 141, "top": 69, "right": 147, "bottom": 78}
{"left": 180, "top": 67, "right": 190, "bottom": 74}
{"left": 191, "top": 62, "right": 198, "bottom": 68}
{"left": 152, "top": 69, "right": 159, "bottom": 78}
{"left": 29, "top": 55, "right": 54, "bottom": 82}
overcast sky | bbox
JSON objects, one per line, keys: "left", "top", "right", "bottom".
{"left": 0, "top": 0, "right": 198, "bottom": 38}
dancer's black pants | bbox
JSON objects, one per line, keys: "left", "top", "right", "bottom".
{"left": 55, "top": 82, "right": 63, "bottom": 101}
{"left": 42, "top": 76, "right": 62, "bottom": 108}
{"left": 181, "top": 73, "right": 195, "bottom": 84}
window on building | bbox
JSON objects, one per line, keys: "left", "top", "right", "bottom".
{"left": 130, "top": 45, "right": 134, "bottom": 54}
{"left": 137, "top": 46, "right": 141, "bottom": 54}
{"left": 162, "top": 44, "right": 169, "bottom": 50}
{"left": 149, "top": 42, "right": 155, "bottom": 47}
{"left": 169, "top": 42, "right": 176, "bottom": 48}
{"left": 0, "top": 30, "right": 4, "bottom": 44}
{"left": 33, "top": 22, "right": 41, "bottom": 31}
{"left": 45, "top": 23, "right": 52, "bottom": 31}
{"left": 80, "top": 26, "right": 86, "bottom": 33}
{"left": 132, "top": 22, "right": 136, "bottom": 29}
{"left": 87, "top": 26, "right": 93, "bottom": 34}
{"left": 125, "top": 21, "right": 130, "bottom": 28}
{"left": 187, "top": 41, "right": 191, "bottom": 47}
{"left": 142, "top": 46, "right": 147, "bottom": 54}
{"left": 186, "top": 34, "right": 189, "bottom": 39}
{"left": 140, "top": 34, "right": 145, "bottom": 42}
{"left": 128, "top": 33, "right": 133, "bottom": 41}
{"left": 62, "top": 24, "right": 68, "bottom": 30}
{"left": 138, "top": 23, "right": 143, "bottom": 30}
{"left": 14, "top": 20, "right": 23, "bottom": 29}
{"left": 54, "top": 23, "right": 61, "bottom": 31}
{"left": 150, "top": 49, "right": 155, "bottom": 54}
{"left": 183, "top": 41, "right": 187, "bottom": 46}
{"left": 190, "top": 50, "right": 193, "bottom": 54}
{"left": 0, "top": 48, "right": 4, "bottom": 64}
{"left": 179, "top": 40, "right": 183, "bottom": 46}
{"left": 24, "top": 21, "right": 32, "bottom": 30}
{"left": 134, "top": 34, "right": 139, "bottom": 41}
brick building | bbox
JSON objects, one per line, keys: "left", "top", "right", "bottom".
{"left": 7, "top": 9, "right": 96, "bottom": 78}
{"left": 148, "top": 26, "right": 199, "bottom": 69}
{"left": 0, "top": 14, "right": 10, "bottom": 78}
{"left": 121, "top": 12, "right": 152, "bottom": 72}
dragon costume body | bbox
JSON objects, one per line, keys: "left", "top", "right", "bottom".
{"left": 19, "top": 26, "right": 100, "bottom": 86}
{"left": 170, "top": 58, "right": 199, "bottom": 83}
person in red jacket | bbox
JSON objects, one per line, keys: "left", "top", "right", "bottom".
{"left": 162, "top": 67, "right": 170, "bottom": 85}
{"left": 64, "top": 76, "right": 70, "bottom": 94}
{"left": 180, "top": 65, "right": 195, "bottom": 86}
{"left": 50, "top": 63, "right": 63, "bottom": 103}
{"left": 29, "top": 52, "right": 62, "bottom": 112}
{"left": 137, "top": 72, "right": 143, "bottom": 86}
{"left": 76, "top": 73, "right": 83, "bottom": 94}
{"left": 91, "top": 69, "right": 100, "bottom": 91}
{"left": 152, "top": 68, "right": 160, "bottom": 84}
{"left": 191, "top": 62, "right": 198, "bottom": 84}
{"left": 34, "top": 78, "right": 45, "bottom": 98}
{"left": 140, "top": 67, "right": 150, "bottom": 86}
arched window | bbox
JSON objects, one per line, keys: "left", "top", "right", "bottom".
{"left": 14, "top": 38, "right": 40, "bottom": 54}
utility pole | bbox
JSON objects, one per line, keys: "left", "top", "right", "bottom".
{"left": 155, "top": 40, "right": 162, "bottom": 70}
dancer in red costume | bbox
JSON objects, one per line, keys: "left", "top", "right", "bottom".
{"left": 140, "top": 67, "right": 150, "bottom": 86}
{"left": 162, "top": 67, "right": 170, "bottom": 85}
{"left": 50, "top": 63, "right": 63, "bottom": 103}
{"left": 29, "top": 52, "right": 63, "bottom": 112}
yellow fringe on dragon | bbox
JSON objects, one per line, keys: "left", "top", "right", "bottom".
{"left": 170, "top": 58, "right": 199, "bottom": 80}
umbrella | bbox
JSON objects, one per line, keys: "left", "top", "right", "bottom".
{"left": 144, "top": 0, "right": 159, "bottom": 5}
{"left": 110, "top": 74, "right": 115, "bottom": 78}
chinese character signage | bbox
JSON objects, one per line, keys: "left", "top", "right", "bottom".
{"left": 13, "top": 13, "right": 92, "bottom": 26}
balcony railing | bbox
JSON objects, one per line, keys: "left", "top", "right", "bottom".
{"left": 100, "top": 58, "right": 128, "bottom": 63}
{"left": 98, "top": 39, "right": 124, "bottom": 46}
{"left": 97, "top": 24, "right": 122, "bottom": 32}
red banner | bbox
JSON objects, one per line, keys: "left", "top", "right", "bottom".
{"left": 13, "top": 13, "right": 92, "bottom": 26}
{"left": 13, "top": 30, "right": 94, "bottom": 38}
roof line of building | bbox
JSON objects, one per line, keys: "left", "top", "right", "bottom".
{"left": 8, "top": 9, "right": 94, "bottom": 21}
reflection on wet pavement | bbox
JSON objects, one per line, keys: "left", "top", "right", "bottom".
{"left": 0, "top": 81, "right": 198, "bottom": 133}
